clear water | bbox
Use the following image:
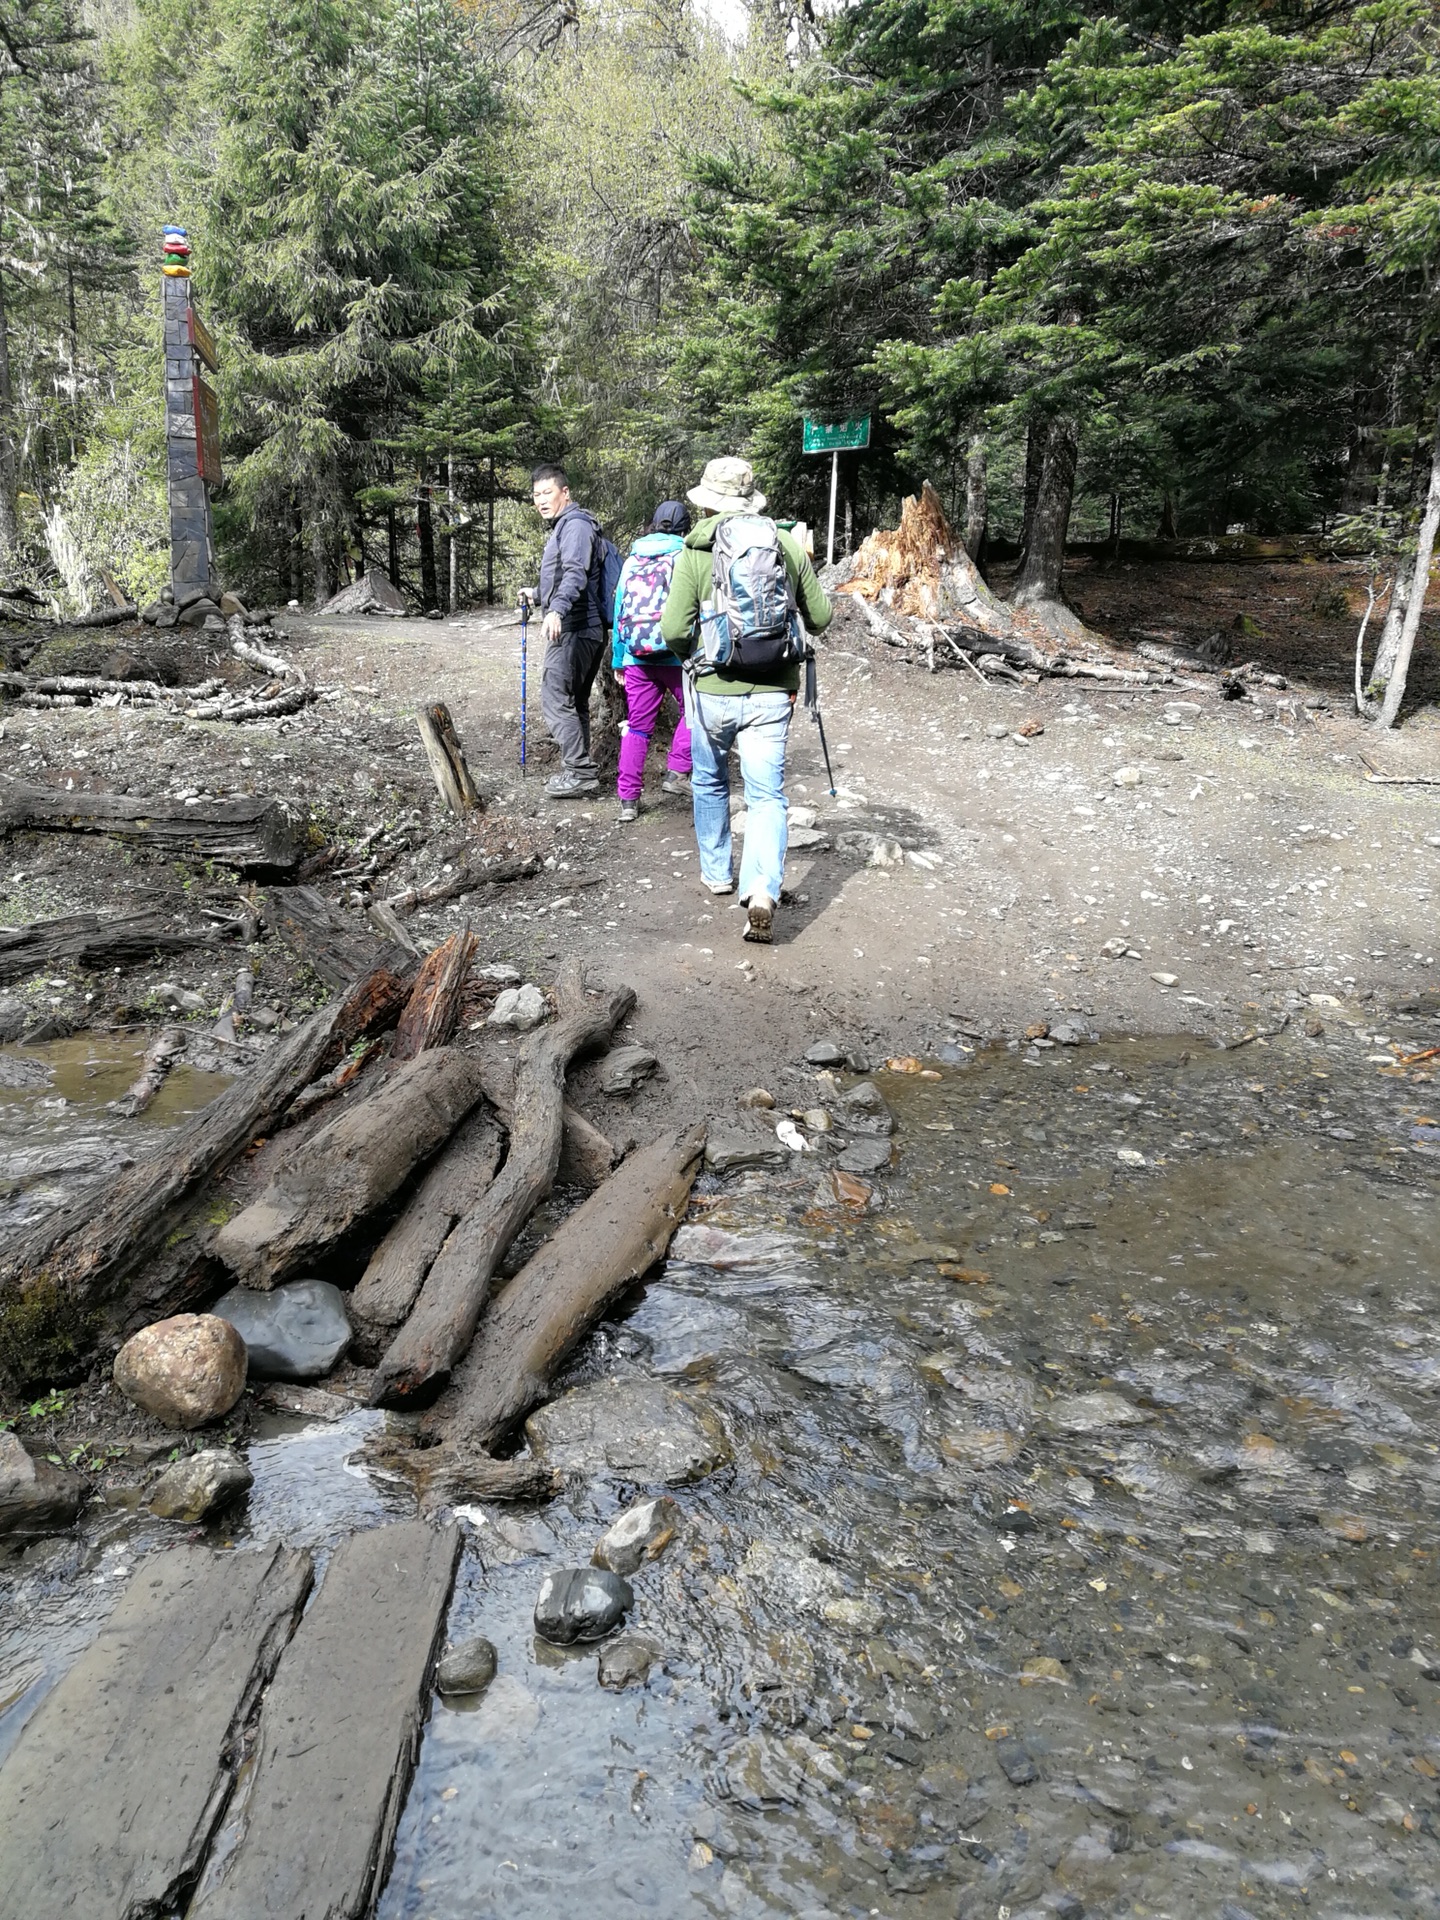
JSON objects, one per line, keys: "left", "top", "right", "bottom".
{"left": 5, "top": 1028, "right": 1440, "bottom": 1918}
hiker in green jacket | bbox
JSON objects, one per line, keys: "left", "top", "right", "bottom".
{"left": 660, "top": 456, "right": 832, "bottom": 944}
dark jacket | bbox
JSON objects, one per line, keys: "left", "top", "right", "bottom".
{"left": 539, "top": 502, "right": 603, "bottom": 634}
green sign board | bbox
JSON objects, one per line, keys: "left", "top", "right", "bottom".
{"left": 802, "top": 414, "right": 871, "bottom": 454}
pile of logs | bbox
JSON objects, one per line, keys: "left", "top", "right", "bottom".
{"left": 837, "top": 483, "right": 1199, "bottom": 689}
{"left": 0, "top": 931, "right": 704, "bottom": 1502}
{"left": 0, "top": 628, "right": 316, "bottom": 723}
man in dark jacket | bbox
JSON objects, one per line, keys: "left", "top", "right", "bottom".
{"left": 532, "top": 462, "right": 605, "bottom": 797}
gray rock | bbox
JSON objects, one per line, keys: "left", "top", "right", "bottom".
{"left": 598, "top": 1044, "right": 658, "bottom": 1095}
{"left": 139, "top": 600, "right": 164, "bottom": 624}
{"left": 1049, "top": 1019, "right": 1095, "bottom": 1046}
{"left": 705, "top": 1128, "right": 787, "bottom": 1173}
{"left": 533, "top": 1566, "right": 633, "bottom": 1644}
{"left": 156, "top": 982, "right": 207, "bottom": 1013}
{"left": 995, "top": 1737, "right": 1038, "bottom": 1785}
{"left": 986, "top": 723, "right": 1010, "bottom": 739}
{"left": 148, "top": 1447, "right": 252, "bottom": 1522}
{"left": 593, "top": 1495, "right": 681, "bottom": 1576}
{"left": 211, "top": 1278, "right": 351, "bottom": 1382}
{"left": 437, "top": 1635, "right": 498, "bottom": 1697}
{"left": 526, "top": 1377, "right": 732, "bottom": 1485}
{"left": 805, "top": 1039, "right": 847, "bottom": 1066}
{"left": 0, "top": 1431, "right": 84, "bottom": 1536}
{"left": 837, "top": 1080, "right": 894, "bottom": 1137}
{"left": 1047, "top": 1391, "right": 1153, "bottom": 1434}
{"left": 598, "top": 1631, "right": 662, "bottom": 1690}
{"left": 153, "top": 604, "right": 180, "bottom": 630}
{"left": 177, "top": 597, "right": 221, "bottom": 627}
{"left": 488, "top": 983, "right": 549, "bottom": 1031}
{"left": 836, "top": 1138, "right": 892, "bottom": 1174}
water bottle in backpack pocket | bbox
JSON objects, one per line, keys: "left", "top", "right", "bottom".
{"left": 708, "top": 514, "right": 802, "bottom": 673}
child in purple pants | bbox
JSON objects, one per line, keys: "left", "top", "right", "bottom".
{"left": 610, "top": 501, "right": 693, "bottom": 823}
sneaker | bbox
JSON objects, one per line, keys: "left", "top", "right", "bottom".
{"left": 545, "top": 770, "right": 599, "bottom": 798}
{"left": 744, "top": 893, "right": 775, "bottom": 943}
{"left": 617, "top": 800, "right": 639, "bottom": 824}
{"left": 702, "top": 876, "right": 735, "bottom": 896}
{"left": 661, "top": 771, "right": 692, "bottom": 797}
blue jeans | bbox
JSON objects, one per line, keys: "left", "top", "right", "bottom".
{"left": 687, "top": 686, "right": 794, "bottom": 902}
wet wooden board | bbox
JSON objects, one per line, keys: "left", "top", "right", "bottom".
{"left": 188, "top": 1519, "right": 460, "bottom": 1920}
{"left": 0, "top": 1541, "right": 312, "bottom": 1920}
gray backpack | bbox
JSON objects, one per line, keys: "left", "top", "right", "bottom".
{"left": 698, "top": 515, "right": 803, "bottom": 673}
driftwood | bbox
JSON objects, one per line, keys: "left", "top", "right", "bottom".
{"left": 382, "top": 854, "right": 538, "bottom": 918}
{"left": 0, "top": 962, "right": 412, "bottom": 1352}
{"left": 432, "top": 1121, "right": 705, "bottom": 1457}
{"left": 391, "top": 928, "right": 476, "bottom": 1061}
{"left": 416, "top": 701, "right": 480, "bottom": 813}
{"left": 349, "top": 1105, "right": 505, "bottom": 1351}
{"left": 212, "top": 1046, "right": 491, "bottom": 1290}
{"left": 0, "top": 779, "right": 302, "bottom": 871}
{"left": 261, "top": 885, "right": 411, "bottom": 987}
{"left": 115, "top": 1026, "right": 185, "bottom": 1118}
{"left": 370, "top": 973, "right": 637, "bottom": 1409}
{"left": 368, "top": 1435, "right": 558, "bottom": 1508}
{"left": 0, "top": 907, "right": 241, "bottom": 987}
{"left": 558, "top": 1102, "right": 620, "bottom": 1189}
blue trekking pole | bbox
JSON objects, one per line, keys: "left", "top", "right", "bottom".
{"left": 517, "top": 589, "right": 531, "bottom": 777}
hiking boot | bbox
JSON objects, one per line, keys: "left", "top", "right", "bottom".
{"left": 702, "top": 875, "right": 735, "bottom": 896}
{"left": 744, "top": 894, "right": 775, "bottom": 944}
{"left": 545, "top": 769, "right": 599, "bottom": 798}
{"left": 661, "top": 771, "right": 692, "bottom": 798}
{"left": 617, "top": 800, "right": 640, "bottom": 824}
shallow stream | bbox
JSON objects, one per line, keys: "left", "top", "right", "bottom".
{"left": 4, "top": 1023, "right": 1440, "bottom": 1919}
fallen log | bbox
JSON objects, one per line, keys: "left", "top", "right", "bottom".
{"left": 0, "top": 962, "right": 412, "bottom": 1376}
{"left": 433, "top": 1120, "right": 706, "bottom": 1457}
{"left": 349, "top": 1105, "right": 505, "bottom": 1352}
{"left": 558, "top": 1101, "right": 619, "bottom": 1189}
{"left": 381, "top": 1442, "right": 558, "bottom": 1509}
{"left": 185, "top": 684, "right": 316, "bottom": 722}
{"left": 0, "top": 778, "right": 302, "bottom": 872}
{"left": 231, "top": 633, "right": 302, "bottom": 682}
{"left": 261, "top": 884, "right": 412, "bottom": 987}
{"left": 0, "top": 907, "right": 241, "bottom": 987}
{"left": 212, "top": 1046, "right": 492, "bottom": 1290}
{"left": 370, "top": 973, "right": 637, "bottom": 1409}
{"left": 0, "top": 671, "right": 226, "bottom": 704}
{"left": 416, "top": 700, "right": 480, "bottom": 813}
{"left": 115, "top": 1026, "right": 185, "bottom": 1118}
{"left": 391, "top": 927, "right": 476, "bottom": 1060}
{"left": 382, "top": 853, "right": 538, "bottom": 918}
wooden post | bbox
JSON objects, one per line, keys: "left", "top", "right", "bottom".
{"left": 415, "top": 701, "right": 480, "bottom": 813}
{"left": 161, "top": 225, "right": 220, "bottom": 604}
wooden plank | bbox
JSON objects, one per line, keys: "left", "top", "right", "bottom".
{"left": 0, "top": 1541, "right": 312, "bottom": 1920}
{"left": 188, "top": 1520, "right": 460, "bottom": 1920}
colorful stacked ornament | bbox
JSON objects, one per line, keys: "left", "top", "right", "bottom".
{"left": 162, "top": 224, "right": 191, "bottom": 278}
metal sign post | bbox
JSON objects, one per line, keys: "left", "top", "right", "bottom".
{"left": 802, "top": 414, "right": 871, "bottom": 567}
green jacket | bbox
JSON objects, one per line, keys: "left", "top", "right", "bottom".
{"left": 659, "top": 512, "right": 833, "bottom": 696}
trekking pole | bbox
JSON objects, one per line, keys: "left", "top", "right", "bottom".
{"left": 804, "top": 649, "right": 838, "bottom": 797}
{"left": 517, "top": 589, "right": 530, "bottom": 777}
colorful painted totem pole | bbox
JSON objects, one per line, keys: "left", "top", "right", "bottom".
{"left": 162, "top": 225, "right": 223, "bottom": 604}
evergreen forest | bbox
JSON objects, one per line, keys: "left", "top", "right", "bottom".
{"left": 1, "top": 0, "right": 1437, "bottom": 711}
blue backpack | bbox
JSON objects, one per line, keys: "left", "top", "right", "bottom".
{"left": 614, "top": 545, "right": 679, "bottom": 657}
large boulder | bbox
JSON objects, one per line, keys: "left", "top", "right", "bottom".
{"left": 211, "top": 1279, "right": 351, "bottom": 1382}
{"left": 526, "top": 1378, "right": 731, "bottom": 1486}
{"left": 148, "top": 1447, "right": 253, "bottom": 1522}
{"left": 112, "top": 1314, "right": 247, "bottom": 1429}
{"left": 0, "top": 1430, "right": 84, "bottom": 1536}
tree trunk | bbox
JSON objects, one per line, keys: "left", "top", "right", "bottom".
{"left": 415, "top": 702, "right": 480, "bottom": 814}
{"left": 431, "top": 1121, "right": 706, "bottom": 1457}
{"left": 0, "top": 268, "right": 20, "bottom": 563}
{"left": 0, "top": 907, "right": 241, "bottom": 987}
{"left": 212, "top": 1047, "right": 492, "bottom": 1289}
{"left": 447, "top": 451, "right": 458, "bottom": 611}
{"left": 0, "top": 782, "right": 302, "bottom": 871}
{"left": 1367, "top": 570, "right": 1410, "bottom": 704}
{"left": 417, "top": 462, "right": 438, "bottom": 611}
{"left": 1157, "top": 494, "right": 1177, "bottom": 540}
{"left": 289, "top": 502, "right": 304, "bottom": 605}
{"left": 369, "top": 976, "right": 637, "bottom": 1409}
{"left": 1013, "top": 416, "right": 1078, "bottom": 610}
{"left": 1377, "top": 403, "right": 1440, "bottom": 731}
{"left": 1020, "top": 416, "right": 1049, "bottom": 562}
{"left": 390, "top": 928, "right": 476, "bottom": 1060}
{"left": 309, "top": 500, "right": 334, "bottom": 610}
{"left": 0, "top": 962, "right": 412, "bottom": 1373}
{"left": 260, "top": 885, "right": 411, "bottom": 987}
{"left": 964, "top": 433, "right": 988, "bottom": 563}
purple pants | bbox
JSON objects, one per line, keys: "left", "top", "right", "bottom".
{"left": 617, "top": 662, "right": 691, "bottom": 801}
